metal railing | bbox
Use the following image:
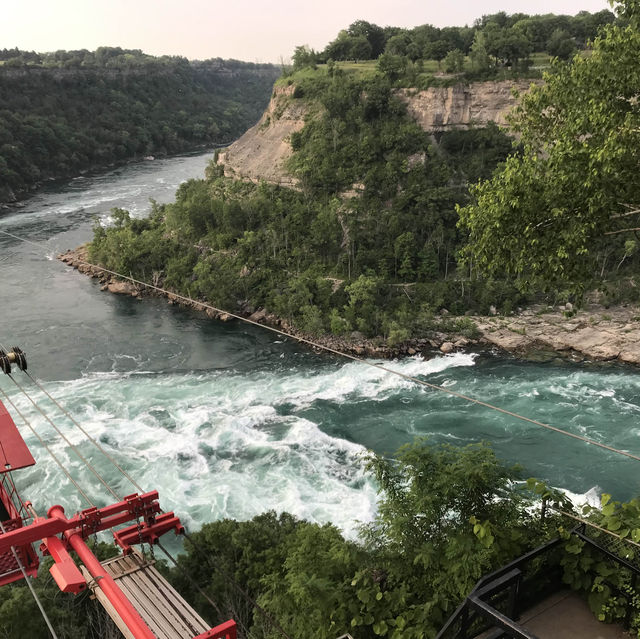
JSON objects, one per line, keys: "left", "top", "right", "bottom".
{"left": 436, "top": 524, "right": 640, "bottom": 639}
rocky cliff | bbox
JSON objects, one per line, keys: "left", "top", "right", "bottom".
{"left": 217, "top": 79, "right": 538, "bottom": 186}
{"left": 216, "top": 85, "right": 305, "bottom": 187}
{"left": 397, "top": 80, "right": 537, "bottom": 131}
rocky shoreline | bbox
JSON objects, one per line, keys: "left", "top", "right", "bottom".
{"left": 59, "top": 246, "right": 640, "bottom": 366}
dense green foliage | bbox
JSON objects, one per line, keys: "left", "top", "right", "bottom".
{"left": 0, "top": 442, "right": 558, "bottom": 638}
{"left": 0, "top": 47, "right": 279, "bottom": 202}
{"left": 87, "top": 2, "right": 640, "bottom": 334}
{"left": 0, "top": 542, "right": 120, "bottom": 638}
{"left": 291, "top": 10, "right": 615, "bottom": 85}
{"left": 89, "top": 80, "right": 518, "bottom": 339}
{"left": 8, "top": 442, "right": 640, "bottom": 638}
{"left": 459, "top": 1, "right": 640, "bottom": 294}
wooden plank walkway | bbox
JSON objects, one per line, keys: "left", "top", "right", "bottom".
{"left": 81, "top": 550, "right": 211, "bottom": 639}
{"left": 520, "top": 591, "right": 630, "bottom": 639}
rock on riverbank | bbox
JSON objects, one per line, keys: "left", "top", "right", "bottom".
{"left": 59, "top": 247, "right": 640, "bottom": 365}
{"left": 470, "top": 306, "right": 640, "bottom": 365}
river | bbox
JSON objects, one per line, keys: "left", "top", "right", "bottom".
{"left": 1, "top": 150, "right": 639, "bottom": 538}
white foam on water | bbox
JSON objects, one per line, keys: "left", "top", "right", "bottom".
{"left": 560, "top": 486, "right": 602, "bottom": 509}
{"left": 4, "top": 352, "right": 479, "bottom": 536}
{"left": 269, "top": 352, "right": 477, "bottom": 408}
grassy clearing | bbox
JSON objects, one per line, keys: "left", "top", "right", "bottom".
{"left": 276, "top": 51, "right": 553, "bottom": 91}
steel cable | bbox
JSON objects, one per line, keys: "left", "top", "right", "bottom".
{"left": 2, "top": 226, "right": 640, "bottom": 463}
{"left": 0, "top": 519, "right": 60, "bottom": 639}
{"left": 23, "top": 370, "right": 144, "bottom": 493}
{"left": 7, "top": 374, "right": 121, "bottom": 501}
{"left": 0, "top": 384, "right": 94, "bottom": 507}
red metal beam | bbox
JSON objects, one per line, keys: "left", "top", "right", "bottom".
{"left": 50, "top": 506, "right": 155, "bottom": 639}
{"left": 114, "top": 512, "right": 184, "bottom": 553}
{"left": 0, "top": 491, "right": 165, "bottom": 556}
{"left": 0, "top": 488, "right": 237, "bottom": 639}
{"left": 194, "top": 620, "right": 237, "bottom": 639}
{"left": 42, "top": 535, "right": 87, "bottom": 594}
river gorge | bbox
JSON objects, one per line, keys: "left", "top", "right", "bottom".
{"left": 1, "top": 150, "right": 639, "bottom": 540}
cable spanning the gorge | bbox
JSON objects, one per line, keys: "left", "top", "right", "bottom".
{"left": 0, "top": 384, "right": 94, "bottom": 508}
{"left": 2, "top": 226, "right": 639, "bottom": 464}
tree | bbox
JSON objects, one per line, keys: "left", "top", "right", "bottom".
{"left": 348, "top": 35, "right": 372, "bottom": 61}
{"left": 347, "top": 20, "right": 386, "bottom": 58}
{"left": 292, "top": 45, "right": 317, "bottom": 70}
{"left": 353, "top": 440, "right": 546, "bottom": 638}
{"left": 424, "top": 39, "right": 450, "bottom": 69}
{"left": 458, "top": 0, "right": 640, "bottom": 292}
{"left": 546, "top": 28, "right": 577, "bottom": 59}
{"left": 385, "top": 32, "right": 411, "bottom": 57}
{"left": 443, "top": 49, "right": 465, "bottom": 73}
{"left": 377, "top": 53, "right": 407, "bottom": 82}
{"left": 469, "top": 31, "right": 492, "bottom": 72}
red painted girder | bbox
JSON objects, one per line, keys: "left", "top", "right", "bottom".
{"left": 42, "top": 535, "right": 87, "bottom": 594}
{"left": 0, "top": 400, "right": 35, "bottom": 473}
{"left": 194, "top": 620, "right": 238, "bottom": 639}
{"left": 113, "top": 511, "right": 184, "bottom": 553}
{"left": 50, "top": 506, "right": 155, "bottom": 639}
{"left": 0, "top": 491, "right": 166, "bottom": 556}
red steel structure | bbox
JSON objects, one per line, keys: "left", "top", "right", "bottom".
{"left": 0, "top": 395, "right": 237, "bottom": 639}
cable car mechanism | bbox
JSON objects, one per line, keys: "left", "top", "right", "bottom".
{"left": 0, "top": 347, "right": 236, "bottom": 639}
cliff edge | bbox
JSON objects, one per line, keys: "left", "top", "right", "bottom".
{"left": 217, "top": 79, "right": 538, "bottom": 187}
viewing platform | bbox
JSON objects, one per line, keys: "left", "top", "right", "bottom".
{"left": 518, "top": 591, "right": 629, "bottom": 638}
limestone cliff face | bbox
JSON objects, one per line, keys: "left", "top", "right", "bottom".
{"left": 397, "top": 80, "right": 538, "bottom": 130}
{"left": 217, "top": 79, "right": 538, "bottom": 186}
{"left": 217, "top": 85, "right": 305, "bottom": 187}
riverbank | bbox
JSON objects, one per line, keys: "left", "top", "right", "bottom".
{"left": 59, "top": 245, "right": 640, "bottom": 366}
{"left": 0, "top": 145, "right": 223, "bottom": 210}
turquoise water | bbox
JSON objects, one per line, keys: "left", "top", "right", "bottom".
{"left": 1, "top": 150, "right": 639, "bottom": 536}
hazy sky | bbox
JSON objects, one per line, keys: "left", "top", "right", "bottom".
{"left": 2, "top": 0, "right": 612, "bottom": 63}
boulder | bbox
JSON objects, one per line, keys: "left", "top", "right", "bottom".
{"left": 248, "top": 308, "right": 267, "bottom": 323}
{"left": 440, "top": 342, "right": 455, "bottom": 354}
{"left": 107, "top": 281, "right": 137, "bottom": 296}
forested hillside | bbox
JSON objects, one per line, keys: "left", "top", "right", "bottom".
{"left": 3, "top": 440, "right": 639, "bottom": 637}
{"left": 89, "top": 6, "right": 640, "bottom": 343}
{"left": 0, "top": 47, "right": 279, "bottom": 203}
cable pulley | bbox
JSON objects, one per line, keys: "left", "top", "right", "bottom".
{"left": 11, "top": 347, "right": 27, "bottom": 371}
{"left": 0, "top": 347, "right": 27, "bottom": 374}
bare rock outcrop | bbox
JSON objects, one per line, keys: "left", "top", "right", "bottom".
{"left": 397, "top": 80, "right": 539, "bottom": 131}
{"left": 471, "top": 305, "right": 640, "bottom": 365}
{"left": 216, "top": 79, "right": 538, "bottom": 187}
{"left": 217, "top": 85, "right": 305, "bottom": 187}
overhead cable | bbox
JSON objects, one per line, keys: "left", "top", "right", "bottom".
{"left": 23, "top": 371, "right": 144, "bottom": 493}
{"left": 6, "top": 373, "right": 120, "bottom": 501}
{"left": 2, "top": 228, "right": 640, "bottom": 462}
{"left": 0, "top": 383, "right": 94, "bottom": 508}
{"left": 54, "top": 241, "right": 640, "bottom": 465}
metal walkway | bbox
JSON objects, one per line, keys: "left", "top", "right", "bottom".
{"left": 520, "top": 591, "right": 630, "bottom": 639}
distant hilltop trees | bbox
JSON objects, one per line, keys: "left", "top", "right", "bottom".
{"left": 0, "top": 46, "right": 274, "bottom": 71}
{"left": 292, "top": 10, "right": 615, "bottom": 71}
{"left": 0, "top": 48, "right": 279, "bottom": 203}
